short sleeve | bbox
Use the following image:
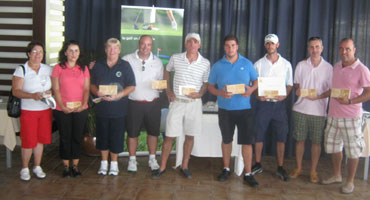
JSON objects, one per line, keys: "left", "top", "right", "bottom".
{"left": 293, "top": 63, "right": 301, "bottom": 84}
{"left": 51, "top": 64, "right": 61, "bottom": 78}
{"left": 124, "top": 63, "right": 136, "bottom": 87}
{"left": 360, "top": 65, "right": 370, "bottom": 88}
{"left": 208, "top": 64, "right": 217, "bottom": 85}
{"left": 202, "top": 61, "right": 210, "bottom": 83}
{"left": 249, "top": 62, "right": 258, "bottom": 81}
{"left": 13, "top": 65, "right": 25, "bottom": 78}
{"left": 83, "top": 66, "right": 90, "bottom": 78}
{"left": 166, "top": 55, "right": 175, "bottom": 72}
{"left": 286, "top": 62, "right": 293, "bottom": 86}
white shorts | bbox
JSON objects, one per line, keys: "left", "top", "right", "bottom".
{"left": 165, "top": 98, "right": 202, "bottom": 137}
{"left": 324, "top": 117, "right": 364, "bottom": 158}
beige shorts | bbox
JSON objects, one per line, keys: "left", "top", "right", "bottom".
{"left": 324, "top": 117, "right": 364, "bottom": 158}
{"left": 165, "top": 98, "right": 202, "bottom": 137}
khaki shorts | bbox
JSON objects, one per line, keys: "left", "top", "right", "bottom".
{"left": 165, "top": 99, "right": 202, "bottom": 137}
{"left": 324, "top": 117, "right": 364, "bottom": 158}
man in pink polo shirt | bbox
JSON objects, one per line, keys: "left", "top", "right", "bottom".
{"left": 290, "top": 37, "right": 332, "bottom": 183}
{"left": 322, "top": 38, "right": 370, "bottom": 194}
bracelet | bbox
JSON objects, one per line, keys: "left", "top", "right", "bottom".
{"left": 349, "top": 99, "right": 352, "bottom": 104}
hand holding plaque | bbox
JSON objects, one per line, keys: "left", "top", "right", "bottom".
{"left": 152, "top": 80, "right": 167, "bottom": 90}
{"left": 300, "top": 89, "right": 317, "bottom": 97}
{"left": 226, "top": 84, "right": 245, "bottom": 95}
{"left": 331, "top": 88, "right": 350, "bottom": 99}
{"left": 66, "top": 101, "right": 81, "bottom": 109}
{"left": 179, "top": 85, "right": 196, "bottom": 96}
{"left": 99, "top": 85, "right": 118, "bottom": 96}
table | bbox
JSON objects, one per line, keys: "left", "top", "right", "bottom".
{"left": 0, "top": 102, "right": 20, "bottom": 168}
{"left": 361, "top": 114, "right": 370, "bottom": 180}
{"left": 174, "top": 113, "right": 244, "bottom": 176}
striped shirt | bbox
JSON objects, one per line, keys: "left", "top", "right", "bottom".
{"left": 166, "top": 52, "right": 210, "bottom": 99}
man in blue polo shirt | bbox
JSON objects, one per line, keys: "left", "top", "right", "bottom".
{"left": 208, "top": 35, "right": 259, "bottom": 187}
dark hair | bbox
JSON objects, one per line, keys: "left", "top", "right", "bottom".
{"left": 307, "top": 36, "right": 323, "bottom": 46}
{"left": 58, "top": 40, "right": 84, "bottom": 71}
{"left": 26, "top": 41, "right": 45, "bottom": 59}
{"left": 223, "top": 34, "right": 239, "bottom": 45}
{"left": 340, "top": 37, "right": 356, "bottom": 48}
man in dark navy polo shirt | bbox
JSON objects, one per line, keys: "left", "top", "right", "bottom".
{"left": 91, "top": 38, "right": 136, "bottom": 176}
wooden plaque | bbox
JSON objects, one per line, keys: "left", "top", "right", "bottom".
{"left": 152, "top": 80, "right": 167, "bottom": 90}
{"left": 99, "top": 85, "right": 118, "bottom": 96}
{"left": 226, "top": 84, "right": 245, "bottom": 94}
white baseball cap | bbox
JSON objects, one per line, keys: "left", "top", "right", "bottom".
{"left": 264, "top": 34, "right": 279, "bottom": 44}
{"left": 185, "top": 33, "right": 201, "bottom": 43}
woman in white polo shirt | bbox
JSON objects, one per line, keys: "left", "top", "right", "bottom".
{"left": 12, "top": 41, "right": 53, "bottom": 181}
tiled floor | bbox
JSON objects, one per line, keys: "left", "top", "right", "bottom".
{"left": 0, "top": 144, "right": 369, "bottom": 200}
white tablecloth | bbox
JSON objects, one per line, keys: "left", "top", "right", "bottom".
{"left": 0, "top": 105, "right": 19, "bottom": 151}
{"left": 174, "top": 113, "right": 244, "bottom": 176}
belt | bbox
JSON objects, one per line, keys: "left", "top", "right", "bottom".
{"left": 266, "top": 99, "right": 278, "bottom": 103}
{"left": 175, "top": 98, "right": 196, "bottom": 103}
{"left": 133, "top": 98, "right": 159, "bottom": 103}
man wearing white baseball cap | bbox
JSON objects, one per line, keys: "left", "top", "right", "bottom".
{"left": 252, "top": 34, "right": 293, "bottom": 181}
{"left": 152, "top": 33, "right": 210, "bottom": 179}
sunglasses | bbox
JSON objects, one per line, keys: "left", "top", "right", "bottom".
{"left": 142, "top": 60, "right": 145, "bottom": 71}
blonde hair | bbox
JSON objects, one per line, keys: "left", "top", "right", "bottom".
{"left": 105, "top": 38, "right": 121, "bottom": 49}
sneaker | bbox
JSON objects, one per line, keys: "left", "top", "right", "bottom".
{"left": 217, "top": 169, "right": 231, "bottom": 182}
{"left": 310, "top": 171, "right": 320, "bottom": 183}
{"left": 244, "top": 174, "right": 259, "bottom": 187}
{"left": 148, "top": 159, "right": 160, "bottom": 171}
{"left": 97, "top": 161, "right": 108, "bottom": 175}
{"left": 276, "top": 167, "right": 289, "bottom": 181}
{"left": 109, "top": 162, "right": 119, "bottom": 176}
{"left": 127, "top": 159, "right": 137, "bottom": 173}
{"left": 152, "top": 169, "right": 166, "bottom": 179}
{"left": 341, "top": 182, "right": 355, "bottom": 194}
{"left": 321, "top": 176, "right": 342, "bottom": 185}
{"left": 33, "top": 166, "right": 46, "bottom": 179}
{"left": 251, "top": 163, "right": 263, "bottom": 175}
{"left": 171, "top": 21, "right": 178, "bottom": 30}
{"left": 181, "top": 168, "right": 192, "bottom": 179}
{"left": 289, "top": 168, "right": 302, "bottom": 179}
{"left": 71, "top": 166, "right": 82, "bottom": 177}
{"left": 20, "top": 168, "right": 31, "bottom": 181}
{"left": 62, "top": 166, "right": 71, "bottom": 178}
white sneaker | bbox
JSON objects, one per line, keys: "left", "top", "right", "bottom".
{"left": 33, "top": 166, "right": 46, "bottom": 179}
{"left": 20, "top": 168, "right": 31, "bottom": 181}
{"left": 171, "top": 21, "right": 178, "bottom": 30}
{"left": 97, "top": 161, "right": 108, "bottom": 175}
{"left": 127, "top": 159, "right": 137, "bottom": 173}
{"left": 108, "top": 162, "right": 119, "bottom": 176}
{"left": 148, "top": 159, "right": 160, "bottom": 171}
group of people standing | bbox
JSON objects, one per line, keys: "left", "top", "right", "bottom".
{"left": 11, "top": 32, "right": 370, "bottom": 195}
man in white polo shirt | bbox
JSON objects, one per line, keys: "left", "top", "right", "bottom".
{"left": 122, "top": 35, "right": 163, "bottom": 173}
{"left": 252, "top": 34, "right": 293, "bottom": 181}
{"left": 152, "top": 33, "right": 210, "bottom": 179}
{"left": 289, "top": 37, "right": 332, "bottom": 183}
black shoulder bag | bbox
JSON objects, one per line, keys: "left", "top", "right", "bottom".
{"left": 7, "top": 65, "right": 25, "bottom": 118}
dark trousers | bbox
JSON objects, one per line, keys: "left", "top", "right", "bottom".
{"left": 54, "top": 110, "right": 88, "bottom": 160}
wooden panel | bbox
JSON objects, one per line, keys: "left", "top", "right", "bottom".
{"left": 32, "top": 0, "right": 46, "bottom": 43}
{"left": 0, "top": 90, "right": 10, "bottom": 96}
{"left": 0, "top": 24, "right": 32, "bottom": 30}
{"left": 0, "top": 13, "right": 32, "bottom": 18}
{"left": 0, "top": 58, "right": 27, "bottom": 63}
{"left": 0, "top": 35, "right": 32, "bottom": 41}
{"left": 0, "top": 1, "right": 32, "bottom": 7}
{"left": 0, "top": 68, "right": 15, "bottom": 74}
{"left": 0, "top": 46, "right": 27, "bottom": 52}
{"left": 0, "top": 79, "right": 11, "bottom": 85}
